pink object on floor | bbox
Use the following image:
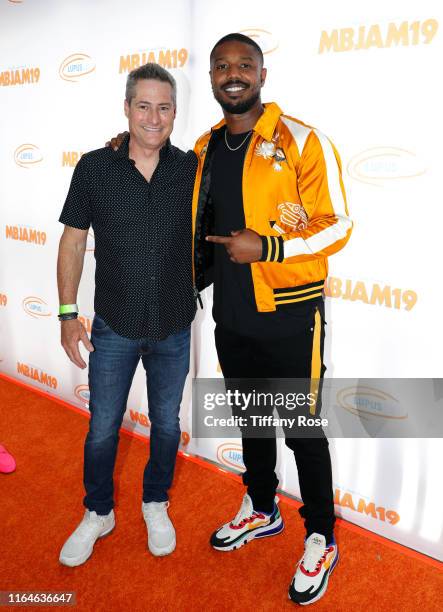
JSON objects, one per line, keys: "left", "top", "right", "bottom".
{"left": 0, "top": 445, "right": 16, "bottom": 473}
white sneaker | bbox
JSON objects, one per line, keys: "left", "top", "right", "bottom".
{"left": 59, "top": 509, "right": 115, "bottom": 567}
{"left": 142, "top": 501, "right": 176, "bottom": 556}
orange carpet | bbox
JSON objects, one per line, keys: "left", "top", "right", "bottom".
{"left": 0, "top": 375, "right": 442, "bottom": 611}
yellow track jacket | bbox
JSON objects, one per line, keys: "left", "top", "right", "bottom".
{"left": 192, "top": 102, "right": 352, "bottom": 312}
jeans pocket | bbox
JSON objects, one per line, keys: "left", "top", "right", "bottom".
{"left": 92, "top": 314, "right": 109, "bottom": 331}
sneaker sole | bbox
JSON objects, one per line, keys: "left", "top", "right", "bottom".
{"left": 289, "top": 549, "right": 339, "bottom": 606}
{"left": 59, "top": 524, "right": 115, "bottom": 567}
{"left": 212, "top": 518, "right": 284, "bottom": 552}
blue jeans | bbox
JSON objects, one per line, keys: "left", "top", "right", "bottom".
{"left": 83, "top": 315, "right": 190, "bottom": 515}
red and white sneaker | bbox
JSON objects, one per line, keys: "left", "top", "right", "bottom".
{"left": 210, "top": 493, "right": 283, "bottom": 551}
{"left": 289, "top": 533, "right": 338, "bottom": 605}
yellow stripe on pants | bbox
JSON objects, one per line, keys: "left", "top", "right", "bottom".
{"left": 309, "top": 308, "right": 322, "bottom": 416}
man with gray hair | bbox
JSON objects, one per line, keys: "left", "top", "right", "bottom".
{"left": 57, "top": 63, "right": 197, "bottom": 565}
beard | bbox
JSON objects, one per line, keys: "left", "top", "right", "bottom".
{"left": 213, "top": 86, "right": 261, "bottom": 115}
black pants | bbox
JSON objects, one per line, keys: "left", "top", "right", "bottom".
{"left": 214, "top": 311, "right": 335, "bottom": 543}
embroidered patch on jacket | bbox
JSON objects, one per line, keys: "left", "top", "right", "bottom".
{"left": 275, "top": 202, "right": 308, "bottom": 231}
{"left": 256, "top": 140, "right": 276, "bottom": 159}
{"left": 255, "top": 133, "right": 287, "bottom": 171}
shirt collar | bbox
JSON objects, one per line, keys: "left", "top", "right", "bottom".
{"left": 113, "top": 132, "right": 130, "bottom": 160}
{"left": 211, "top": 102, "right": 283, "bottom": 141}
{"left": 112, "top": 133, "right": 172, "bottom": 162}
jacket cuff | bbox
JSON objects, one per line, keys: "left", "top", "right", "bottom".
{"left": 259, "top": 236, "right": 284, "bottom": 263}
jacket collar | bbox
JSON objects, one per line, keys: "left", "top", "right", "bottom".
{"left": 211, "top": 102, "right": 283, "bottom": 141}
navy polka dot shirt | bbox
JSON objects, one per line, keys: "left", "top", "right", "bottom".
{"left": 59, "top": 134, "right": 198, "bottom": 340}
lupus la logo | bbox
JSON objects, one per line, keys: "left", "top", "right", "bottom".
{"left": 22, "top": 296, "right": 51, "bottom": 319}
{"left": 0, "top": 293, "right": 7, "bottom": 306}
{"left": 334, "top": 487, "right": 400, "bottom": 525}
{"left": 347, "top": 147, "right": 426, "bottom": 186}
{"left": 59, "top": 53, "right": 95, "bottom": 82}
{"left": 180, "top": 431, "right": 190, "bottom": 446}
{"left": 239, "top": 28, "right": 279, "bottom": 54}
{"left": 14, "top": 144, "right": 43, "bottom": 168}
{"left": 74, "top": 384, "right": 90, "bottom": 404}
{"left": 216, "top": 443, "right": 244, "bottom": 471}
{"left": 336, "top": 386, "right": 407, "bottom": 421}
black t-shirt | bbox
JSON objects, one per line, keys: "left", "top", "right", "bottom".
{"left": 210, "top": 127, "right": 322, "bottom": 339}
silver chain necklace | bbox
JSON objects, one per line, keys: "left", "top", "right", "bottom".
{"left": 224, "top": 129, "right": 252, "bottom": 151}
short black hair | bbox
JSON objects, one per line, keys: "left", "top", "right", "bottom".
{"left": 210, "top": 33, "right": 264, "bottom": 66}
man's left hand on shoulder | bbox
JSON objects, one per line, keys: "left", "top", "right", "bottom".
{"left": 206, "top": 229, "right": 262, "bottom": 264}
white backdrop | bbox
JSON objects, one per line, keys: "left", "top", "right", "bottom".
{"left": 1, "top": 0, "right": 442, "bottom": 561}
